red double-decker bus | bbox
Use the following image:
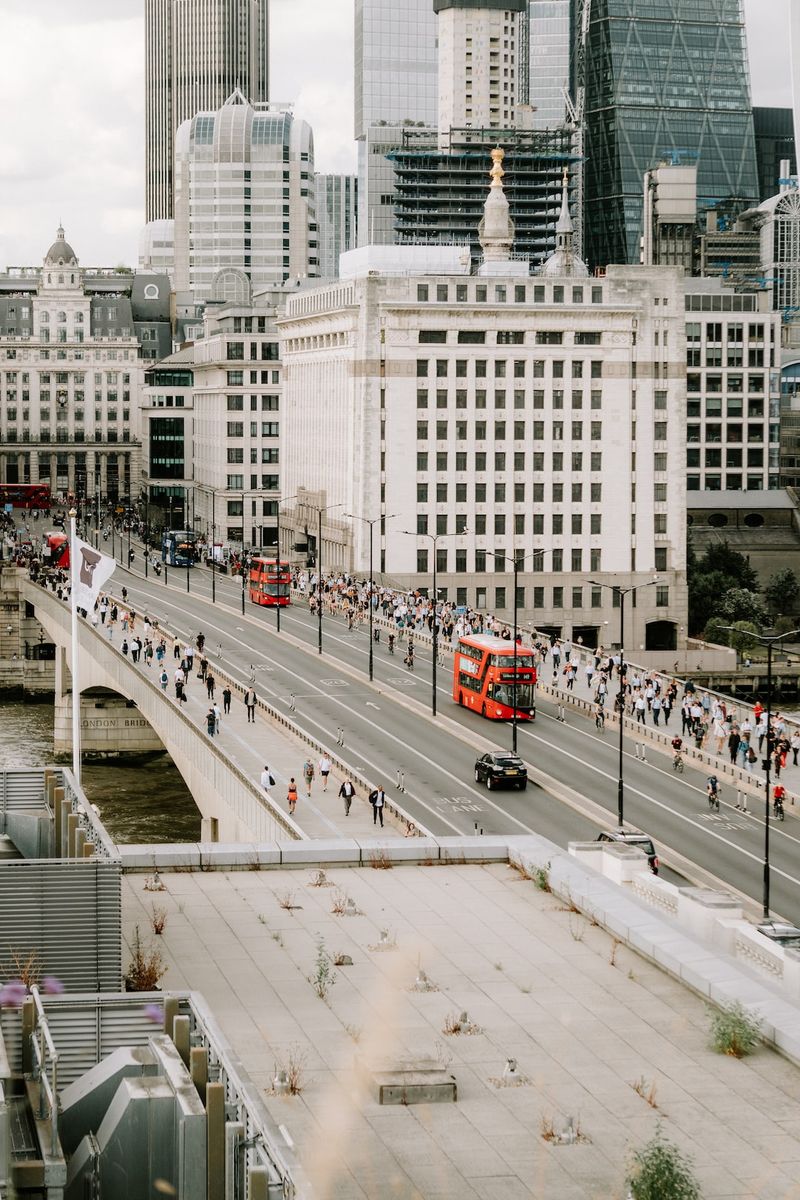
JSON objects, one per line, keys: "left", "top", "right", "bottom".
{"left": 453, "top": 634, "right": 537, "bottom": 720}
{"left": 0, "top": 483, "right": 51, "bottom": 511}
{"left": 248, "top": 558, "right": 291, "bottom": 607}
{"left": 43, "top": 531, "right": 70, "bottom": 569}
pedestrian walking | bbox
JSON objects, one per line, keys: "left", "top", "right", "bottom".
{"left": 199, "top": 657, "right": 209, "bottom": 681}
{"left": 244, "top": 687, "right": 257, "bottom": 723}
{"left": 339, "top": 779, "right": 355, "bottom": 816}
{"left": 206, "top": 707, "right": 216, "bottom": 737}
{"left": 261, "top": 765, "right": 276, "bottom": 795}
{"left": 212, "top": 702, "right": 221, "bottom": 734}
{"left": 634, "top": 694, "right": 646, "bottom": 724}
{"left": 121, "top": 639, "right": 129, "bottom": 657}
{"left": 206, "top": 673, "right": 215, "bottom": 699}
{"left": 319, "top": 753, "right": 332, "bottom": 790}
{"left": 369, "top": 784, "right": 386, "bottom": 827}
{"left": 791, "top": 731, "right": 800, "bottom": 766}
{"left": 287, "top": 778, "right": 298, "bottom": 815}
{"left": 159, "top": 668, "right": 168, "bottom": 691}
{"left": 222, "top": 686, "right": 232, "bottom": 714}
{"left": 303, "top": 758, "right": 315, "bottom": 796}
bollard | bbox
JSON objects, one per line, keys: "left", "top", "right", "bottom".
{"left": 288, "top": 693, "right": 296, "bottom": 712}
{"left": 173, "top": 1015, "right": 191, "bottom": 1068}
{"left": 206, "top": 1082, "right": 225, "bottom": 1200}
{"left": 190, "top": 1046, "right": 208, "bottom": 1104}
{"left": 163, "top": 995, "right": 180, "bottom": 1040}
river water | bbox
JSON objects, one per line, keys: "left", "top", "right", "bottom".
{"left": 0, "top": 698, "right": 201, "bottom": 843}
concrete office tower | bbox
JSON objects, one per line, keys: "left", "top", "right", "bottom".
{"left": 145, "top": 0, "right": 269, "bottom": 222}
{"left": 435, "top": 0, "right": 528, "bottom": 145}
{"left": 528, "top": 0, "right": 570, "bottom": 127}
{"left": 354, "top": 0, "right": 438, "bottom": 246}
{"left": 792, "top": 1, "right": 800, "bottom": 173}
{"left": 315, "top": 175, "right": 358, "bottom": 278}
{"left": 580, "top": 0, "right": 759, "bottom": 271}
{"left": 173, "top": 91, "right": 317, "bottom": 303}
{"left": 641, "top": 162, "right": 698, "bottom": 273}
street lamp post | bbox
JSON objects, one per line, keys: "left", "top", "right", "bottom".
{"left": 587, "top": 578, "right": 659, "bottom": 827}
{"left": 492, "top": 549, "right": 546, "bottom": 752}
{"left": 401, "top": 525, "right": 468, "bottom": 716}
{"left": 309, "top": 503, "right": 344, "bottom": 655}
{"left": 721, "top": 625, "right": 800, "bottom": 919}
{"left": 346, "top": 513, "right": 397, "bottom": 681}
{"left": 274, "top": 495, "right": 297, "bottom": 634}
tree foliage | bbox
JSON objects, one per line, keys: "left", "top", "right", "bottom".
{"left": 764, "top": 568, "right": 800, "bottom": 617}
{"left": 687, "top": 541, "right": 761, "bottom": 635}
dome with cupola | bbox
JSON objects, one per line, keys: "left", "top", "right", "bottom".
{"left": 44, "top": 225, "right": 78, "bottom": 266}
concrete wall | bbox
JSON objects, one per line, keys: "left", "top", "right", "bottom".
{"left": 54, "top": 686, "right": 165, "bottom": 758}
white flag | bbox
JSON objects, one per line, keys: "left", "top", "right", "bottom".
{"left": 72, "top": 536, "right": 116, "bottom": 614}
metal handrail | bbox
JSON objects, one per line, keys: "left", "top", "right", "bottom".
{"left": 28, "top": 984, "right": 59, "bottom": 1157}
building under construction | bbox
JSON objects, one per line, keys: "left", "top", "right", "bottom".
{"left": 388, "top": 125, "right": 579, "bottom": 268}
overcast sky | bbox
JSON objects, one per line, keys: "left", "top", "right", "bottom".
{"left": 0, "top": 0, "right": 792, "bottom": 269}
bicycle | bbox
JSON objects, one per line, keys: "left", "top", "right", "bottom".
{"left": 594, "top": 707, "right": 605, "bottom": 731}
{"left": 707, "top": 786, "right": 720, "bottom": 812}
{"left": 773, "top": 799, "right": 785, "bottom": 822}
{"left": 672, "top": 753, "right": 684, "bottom": 774}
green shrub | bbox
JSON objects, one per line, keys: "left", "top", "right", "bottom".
{"left": 709, "top": 1000, "right": 762, "bottom": 1058}
{"left": 627, "top": 1125, "right": 701, "bottom": 1200}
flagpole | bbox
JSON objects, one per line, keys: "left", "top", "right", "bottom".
{"left": 69, "top": 507, "right": 81, "bottom": 784}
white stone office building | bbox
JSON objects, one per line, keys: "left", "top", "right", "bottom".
{"left": 0, "top": 229, "right": 171, "bottom": 501}
{"left": 684, "top": 279, "right": 781, "bottom": 493}
{"left": 174, "top": 91, "right": 318, "bottom": 304}
{"left": 279, "top": 175, "right": 688, "bottom": 650}
{"left": 142, "top": 280, "right": 289, "bottom": 548}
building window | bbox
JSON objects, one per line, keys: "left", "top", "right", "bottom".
{"left": 656, "top": 585, "right": 669, "bottom": 607}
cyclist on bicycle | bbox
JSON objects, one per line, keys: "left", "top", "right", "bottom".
{"left": 773, "top": 783, "right": 786, "bottom": 820}
{"left": 706, "top": 774, "right": 720, "bottom": 810}
{"left": 387, "top": 632, "right": 395, "bottom": 655}
{"left": 594, "top": 703, "right": 605, "bottom": 729}
{"left": 671, "top": 734, "right": 683, "bottom": 765}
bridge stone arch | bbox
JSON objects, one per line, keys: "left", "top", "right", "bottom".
{"left": 23, "top": 579, "right": 299, "bottom": 844}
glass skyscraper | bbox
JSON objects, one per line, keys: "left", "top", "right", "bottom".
{"left": 580, "top": 0, "right": 759, "bottom": 269}
{"left": 529, "top": 0, "right": 570, "bottom": 127}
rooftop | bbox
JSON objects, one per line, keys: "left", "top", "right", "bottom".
{"left": 123, "top": 858, "right": 800, "bottom": 1199}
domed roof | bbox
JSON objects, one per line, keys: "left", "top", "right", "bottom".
{"left": 45, "top": 225, "right": 78, "bottom": 266}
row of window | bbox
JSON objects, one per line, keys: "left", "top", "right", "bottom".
{"left": 225, "top": 449, "right": 280, "bottom": 464}
{"left": 415, "top": 282, "right": 605, "bottom": 306}
{"left": 416, "top": 450, "right": 608, "bottom": 472}
{"left": 687, "top": 371, "right": 769, "bottom": 391}
{"left": 225, "top": 395, "right": 280, "bottom": 411}
{"left": 4, "top": 430, "right": 132, "bottom": 443}
{"left": 417, "top": 358, "right": 603, "bottom": 378}
{"left": 418, "top": 330, "right": 603, "bottom": 347}
{"left": 415, "top": 419, "right": 605, "bottom": 442}
{"left": 416, "top": 481, "right": 607, "bottom": 503}
{"left": 417, "top": 389, "right": 605, "bottom": 410}
{"left": 687, "top": 424, "right": 778, "bottom": 444}
{"left": 226, "top": 370, "right": 281, "bottom": 385}
{"left": 226, "top": 474, "right": 280, "bottom": 490}
{"left": 688, "top": 448, "right": 769, "bottom": 468}
{"left": 226, "top": 422, "right": 279, "bottom": 438}
{"left": 2, "top": 348, "right": 135, "bottom": 362}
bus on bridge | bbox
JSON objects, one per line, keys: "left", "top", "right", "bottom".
{"left": 0, "top": 483, "right": 51, "bottom": 512}
{"left": 248, "top": 558, "right": 291, "bottom": 607}
{"left": 162, "top": 530, "right": 201, "bottom": 567}
{"left": 453, "top": 633, "right": 537, "bottom": 721}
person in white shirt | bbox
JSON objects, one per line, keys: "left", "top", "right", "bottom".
{"left": 318, "top": 754, "right": 332, "bottom": 790}
{"left": 260, "top": 766, "right": 276, "bottom": 794}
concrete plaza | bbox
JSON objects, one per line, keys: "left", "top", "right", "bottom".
{"left": 123, "top": 861, "right": 800, "bottom": 1199}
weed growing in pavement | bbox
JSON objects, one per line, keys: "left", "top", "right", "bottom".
{"left": 709, "top": 1001, "right": 762, "bottom": 1058}
{"left": 627, "top": 1123, "right": 700, "bottom": 1200}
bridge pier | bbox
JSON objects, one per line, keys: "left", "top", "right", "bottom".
{"left": 53, "top": 646, "right": 165, "bottom": 759}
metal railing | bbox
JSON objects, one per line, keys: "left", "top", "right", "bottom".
{"left": 28, "top": 985, "right": 59, "bottom": 1158}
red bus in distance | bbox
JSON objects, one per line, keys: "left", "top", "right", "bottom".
{"left": 43, "top": 531, "right": 70, "bottom": 569}
{"left": 248, "top": 558, "right": 291, "bottom": 608}
{"left": 453, "top": 633, "right": 537, "bottom": 720}
{"left": 0, "top": 483, "right": 51, "bottom": 511}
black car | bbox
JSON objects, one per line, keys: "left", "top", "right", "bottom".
{"left": 474, "top": 751, "right": 528, "bottom": 790}
{"left": 596, "top": 830, "right": 659, "bottom": 874}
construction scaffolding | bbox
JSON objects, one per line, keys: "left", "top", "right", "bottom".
{"left": 388, "top": 125, "right": 579, "bottom": 269}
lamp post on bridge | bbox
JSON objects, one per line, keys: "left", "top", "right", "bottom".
{"left": 720, "top": 624, "right": 800, "bottom": 920}
{"left": 586, "top": 577, "right": 659, "bottom": 828}
{"left": 401, "top": 524, "right": 468, "bottom": 717}
{"left": 345, "top": 513, "right": 397, "bottom": 681}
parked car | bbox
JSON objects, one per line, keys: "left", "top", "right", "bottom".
{"left": 474, "top": 751, "right": 528, "bottom": 790}
{"left": 596, "top": 829, "right": 659, "bottom": 874}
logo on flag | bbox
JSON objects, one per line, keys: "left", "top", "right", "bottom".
{"left": 72, "top": 536, "right": 116, "bottom": 614}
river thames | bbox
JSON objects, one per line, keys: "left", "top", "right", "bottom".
{"left": 0, "top": 698, "right": 201, "bottom": 843}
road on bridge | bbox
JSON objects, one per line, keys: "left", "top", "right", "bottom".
{"left": 113, "top": 556, "right": 800, "bottom": 924}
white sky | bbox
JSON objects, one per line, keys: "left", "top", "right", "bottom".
{"left": 0, "top": 0, "right": 792, "bottom": 269}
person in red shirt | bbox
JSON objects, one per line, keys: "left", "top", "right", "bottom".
{"left": 753, "top": 700, "right": 764, "bottom": 722}
{"left": 773, "top": 783, "right": 786, "bottom": 820}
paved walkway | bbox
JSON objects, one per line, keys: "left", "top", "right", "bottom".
{"left": 101, "top": 602, "right": 402, "bottom": 840}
